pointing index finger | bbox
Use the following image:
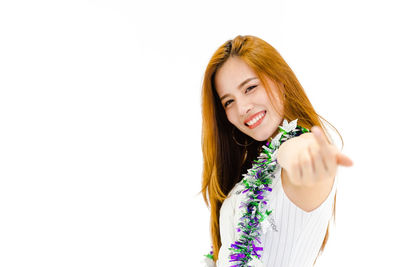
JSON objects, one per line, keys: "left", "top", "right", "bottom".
{"left": 311, "top": 126, "right": 329, "bottom": 148}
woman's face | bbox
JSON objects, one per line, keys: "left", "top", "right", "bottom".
{"left": 215, "top": 56, "right": 284, "bottom": 142}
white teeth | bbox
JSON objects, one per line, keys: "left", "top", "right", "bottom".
{"left": 247, "top": 112, "right": 265, "bottom": 126}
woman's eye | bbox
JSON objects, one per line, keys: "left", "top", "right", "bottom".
{"left": 224, "top": 85, "right": 257, "bottom": 108}
{"left": 246, "top": 85, "right": 257, "bottom": 93}
{"left": 224, "top": 100, "right": 233, "bottom": 108}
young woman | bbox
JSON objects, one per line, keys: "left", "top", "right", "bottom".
{"left": 200, "top": 35, "right": 353, "bottom": 267}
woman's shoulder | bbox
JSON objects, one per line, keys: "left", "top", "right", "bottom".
{"left": 227, "top": 179, "right": 245, "bottom": 197}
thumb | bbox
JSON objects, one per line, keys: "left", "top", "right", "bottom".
{"left": 336, "top": 153, "right": 353, "bottom": 167}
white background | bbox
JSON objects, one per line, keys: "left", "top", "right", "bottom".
{"left": 0, "top": 0, "right": 399, "bottom": 266}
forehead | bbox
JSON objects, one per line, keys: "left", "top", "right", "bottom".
{"left": 214, "top": 57, "right": 257, "bottom": 96}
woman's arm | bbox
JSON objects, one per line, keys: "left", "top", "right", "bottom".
{"left": 277, "top": 126, "right": 353, "bottom": 212}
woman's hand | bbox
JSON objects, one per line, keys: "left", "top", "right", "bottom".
{"left": 276, "top": 126, "right": 353, "bottom": 187}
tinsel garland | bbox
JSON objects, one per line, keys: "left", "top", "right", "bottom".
{"left": 204, "top": 119, "right": 310, "bottom": 267}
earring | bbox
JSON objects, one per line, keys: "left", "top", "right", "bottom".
{"left": 231, "top": 127, "right": 255, "bottom": 147}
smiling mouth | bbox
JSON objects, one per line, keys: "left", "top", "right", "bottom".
{"left": 245, "top": 110, "right": 266, "bottom": 128}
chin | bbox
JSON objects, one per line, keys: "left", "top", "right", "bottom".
{"left": 249, "top": 133, "right": 271, "bottom": 142}
{"left": 250, "top": 127, "right": 276, "bottom": 141}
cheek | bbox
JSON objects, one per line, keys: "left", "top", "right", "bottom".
{"left": 226, "top": 111, "right": 238, "bottom": 126}
{"left": 260, "top": 90, "right": 283, "bottom": 114}
{"left": 226, "top": 111, "right": 233, "bottom": 123}
{"left": 259, "top": 90, "right": 273, "bottom": 105}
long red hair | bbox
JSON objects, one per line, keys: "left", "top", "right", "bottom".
{"left": 200, "top": 35, "right": 342, "bottom": 265}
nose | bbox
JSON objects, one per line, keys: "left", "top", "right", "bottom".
{"left": 238, "top": 99, "right": 253, "bottom": 117}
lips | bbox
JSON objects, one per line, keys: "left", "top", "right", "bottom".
{"left": 244, "top": 110, "right": 266, "bottom": 126}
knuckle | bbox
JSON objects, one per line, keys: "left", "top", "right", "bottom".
{"left": 304, "top": 158, "right": 312, "bottom": 166}
{"left": 309, "top": 148, "right": 318, "bottom": 158}
{"left": 292, "top": 177, "right": 302, "bottom": 186}
{"left": 290, "top": 161, "right": 299, "bottom": 170}
{"left": 325, "top": 151, "right": 335, "bottom": 161}
{"left": 301, "top": 132, "right": 312, "bottom": 138}
{"left": 328, "top": 144, "right": 337, "bottom": 152}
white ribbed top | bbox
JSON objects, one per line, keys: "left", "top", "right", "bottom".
{"left": 216, "top": 166, "right": 337, "bottom": 267}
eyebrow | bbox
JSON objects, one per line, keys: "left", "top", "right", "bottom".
{"left": 219, "top": 77, "right": 258, "bottom": 102}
